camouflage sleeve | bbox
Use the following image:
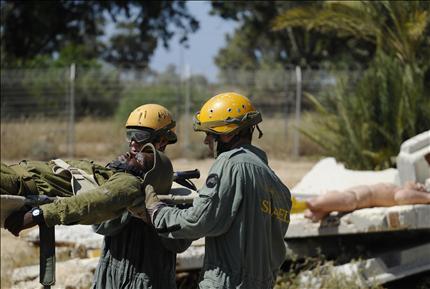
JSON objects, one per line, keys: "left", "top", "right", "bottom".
{"left": 40, "top": 173, "right": 142, "bottom": 227}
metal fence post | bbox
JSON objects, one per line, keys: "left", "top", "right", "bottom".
{"left": 67, "top": 63, "right": 76, "bottom": 158}
{"left": 183, "top": 64, "right": 191, "bottom": 156}
{"left": 284, "top": 70, "right": 290, "bottom": 138}
{"left": 293, "top": 65, "right": 302, "bottom": 158}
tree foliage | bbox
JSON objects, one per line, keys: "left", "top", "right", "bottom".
{"left": 302, "top": 53, "right": 430, "bottom": 170}
{"left": 274, "top": 1, "right": 430, "bottom": 66}
{"left": 210, "top": 2, "right": 375, "bottom": 71}
{"left": 1, "top": 1, "right": 199, "bottom": 68}
{"left": 277, "top": 1, "right": 430, "bottom": 169}
{"left": 0, "top": 66, "right": 124, "bottom": 119}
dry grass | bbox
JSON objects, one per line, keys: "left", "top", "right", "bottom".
{"left": 0, "top": 117, "right": 126, "bottom": 162}
{"left": 1, "top": 116, "right": 322, "bottom": 162}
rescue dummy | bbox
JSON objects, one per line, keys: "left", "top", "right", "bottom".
{"left": 304, "top": 181, "right": 430, "bottom": 222}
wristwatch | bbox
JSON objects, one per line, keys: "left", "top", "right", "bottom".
{"left": 30, "top": 207, "right": 45, "bottom": 225}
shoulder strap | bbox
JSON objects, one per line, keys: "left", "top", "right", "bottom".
{"left": 51, "top": 159, "right": 99, "bottom": 195}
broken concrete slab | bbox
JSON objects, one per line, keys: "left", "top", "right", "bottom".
{"left": 286, "top": 204, "right": 430, "bottom": 238}
{"left": 177, "top": 241, "right": 205, "bottom": 271}
{"left": 291, "top": 157, "right": 399, "bottom": 199}
{"left": 11, "top": 257, "right": 98, "bottom": 289}
{"left": 24, "top": 225, "right": 103, "bottom": 249}
{"left": 296, "top": 242, "right": 430, "bottom": 288}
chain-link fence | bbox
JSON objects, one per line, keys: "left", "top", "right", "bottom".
{"left": 1, "top": 65, "right": 362, "bottom": 160}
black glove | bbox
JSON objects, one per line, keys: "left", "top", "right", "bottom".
{"left": 4, "top": 209, "right": 37, "bottom": 237}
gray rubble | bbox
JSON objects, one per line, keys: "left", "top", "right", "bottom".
{"left": 286, "top": 204, "right": 430, "bottom": 238}
{"left": 12, "top": 258, "right": 98, "bottom": 289}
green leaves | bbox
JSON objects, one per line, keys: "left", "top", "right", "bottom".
{"left": 301, "top": 53, "right": 429, "bottom": 170}
{"left": 274, "top": 1, "right": 430, "bottom": 65}
{"left": 275, "top": 1, "right": 430, "bottom": 169}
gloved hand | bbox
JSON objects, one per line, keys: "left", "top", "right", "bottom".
{"left": 144, "top": 185, "right": 165, "bottom": 224}
{"left": 4, "top": 209, "right": 37, "bottom": 236}
{"left": 127, "top": 196, "right": 150, "bottom": 223}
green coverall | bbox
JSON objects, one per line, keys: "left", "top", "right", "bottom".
{"left": 153, "top": 144, "right": 292, "bottom": 289}
{"left": 92, "top": 212, "right": 191, "bottom": 289}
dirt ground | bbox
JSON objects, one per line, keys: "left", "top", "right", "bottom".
{"left": 0, "top": 157, "right": 316, "bottom": 288}
{"left": 173, "top": 157, "right": 316, "bottom": 189}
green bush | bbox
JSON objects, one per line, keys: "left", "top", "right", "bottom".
{"left": 0, "top": 67, "right": 123, "bottom": 119}
{"left": 301, "top": 53, "right": 430, "bottom": 170}
{"left": 115, "top": 84, "right": 181, "bottom": 124}
{"left": 115, "top": 78, "right": 212, "bottom": 124}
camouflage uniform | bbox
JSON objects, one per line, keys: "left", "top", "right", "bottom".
{"left": 1, "top": 160, "right": 144, "bottom": 227}
{"left": 153, "top": 144, "right": 292, "bottom": 289}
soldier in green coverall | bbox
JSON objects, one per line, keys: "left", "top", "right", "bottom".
{"left": 91, "top": 104, "right": 191, "bottom": 289}
{"left": 143, "top": 93, "right": 292, "bottom": 289}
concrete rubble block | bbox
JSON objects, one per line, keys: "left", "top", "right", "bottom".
{"left": 297, "top": 242, "right": 430, "bottom": 288}
{"left": 291, "top": 157, "right": 399, "bottom": 199}
{"left": 286, "top": 204, "right": 430, "bottom": 238}
{"left": 24, "top": 224, "right": 104, "bottom": 258}
{"left": 24, "top": 225, "right": 104, "bottom": 249}
{"left": 177, "top": 238, "right": 205, "bottom": 271}
{"left": 11, "top": 257, "right": 99, "bottom": 289}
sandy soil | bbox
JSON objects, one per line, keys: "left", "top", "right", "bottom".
{"left": 173, "top": 157, "right": 316, "bottom": 189}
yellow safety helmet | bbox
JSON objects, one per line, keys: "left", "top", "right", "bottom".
{"left": 126, "top": 104, "right": 177, "bottom": 144}
{"left": 193, "top": 92, "right": 262, "bottom": 135}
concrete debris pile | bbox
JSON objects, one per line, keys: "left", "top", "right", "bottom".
{"left": 285, "top": 130, "right": 430, "bottom": 288}
{"left": 291, "top": 157, "right": 399, "bottom": 199}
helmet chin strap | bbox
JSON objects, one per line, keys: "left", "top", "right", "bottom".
{"left": 213, "top": 134, "right": 220, "bottom": 159}
{"left": 215, "top": 133, "right": 242, "bottom": 158}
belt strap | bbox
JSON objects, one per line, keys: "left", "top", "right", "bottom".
{"left": 51, "top": 159, "right": 98, "bottom": 195}
{"left": 39, "top": 223, "right": 55, "bottom": 288}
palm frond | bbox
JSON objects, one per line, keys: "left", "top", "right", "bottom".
{"left": 303, "top": 92, "right": 327, "bottom": 114}
{"left": 273, "top": 5, "right": 377, "bottom": 43}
